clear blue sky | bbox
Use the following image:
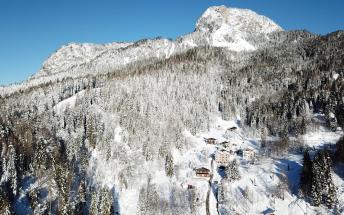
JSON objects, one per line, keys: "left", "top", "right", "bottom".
{"left": 0, "top": 0, "right": 343, "bottom": 86}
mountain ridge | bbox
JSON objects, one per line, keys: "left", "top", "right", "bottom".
{"left": 32, "top": 6, "right": 283, "bottom": 80}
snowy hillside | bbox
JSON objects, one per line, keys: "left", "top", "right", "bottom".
{"left": 0, "top": 5, "right": 344, "bottom": 215}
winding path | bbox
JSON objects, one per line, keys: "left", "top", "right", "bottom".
{"left": 206, "top": 159, "right": 215, "bottom": 215}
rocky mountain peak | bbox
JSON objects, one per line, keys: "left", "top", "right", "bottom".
{"left": 196, "top": 6, "right": 282, "bottom": 34}
{"left": 193, "top": 6, "right": 283, "bottom": 50}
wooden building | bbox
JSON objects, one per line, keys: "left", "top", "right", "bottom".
{"left": 204, "top": 137, "right": 217, "bottom": 145}
{"left": 195, "top": 167, "right": 211, "bottom": 177}
{"left": 228, "top": 126, "right": 237, "bottom": 131}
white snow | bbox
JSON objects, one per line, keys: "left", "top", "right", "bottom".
{"left": 53, "top": 90, "right": 85, "bottom": 115}
{"left": 301, "top": 125, "right": 343, "bottom": 149}
{"left": 196, "top": 6, "right": 283, "bottom": 34}
{"left": 71, "top": 107, "right": 344, "bottom": 215}
{"left": 211, "top": 24, "right": 256, "bottom": 51}
{"left": 177, "top": 115, "right": 344, "bottom": 215}
{"left": 333, "top": 73, "right": 339, "bottom": 80}
{"left": 192, "top": 5, "right": 283, "bottom": 52}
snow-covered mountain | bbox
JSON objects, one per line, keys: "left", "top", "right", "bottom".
{"left": 192, "top": 6, "right": 282, "bottom": 50}
{"left": 28, "top": 6, "right": 282, "bottom": 81}
{"left": 0, "top": 5, "right": 343, "bottom": 215}
{"left": 35, "top": 42, "right": 133, "bottom": 78}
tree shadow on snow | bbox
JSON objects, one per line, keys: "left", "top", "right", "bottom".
{"left": 14, "top": 176, "right": 35, "bottom": 215}
{"left": 111, "top": 187, "right": 121, "bottom": 215}
{"left": 248, "top": 139, "right": 259, "bottom": 148}
{"left": 333, "top": 163, "right": 344, "bottom": 181}
{"left": 217, "top": 166, "right": 226, "bottom": 178}
{"left": 275, "top": 158, "right": 302, "bottom": 195}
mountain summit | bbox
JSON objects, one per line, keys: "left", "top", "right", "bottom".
{"left": 193, "top": 6, "right": 283, "bottom": 50}
{"left": 196, "top": 6, "right": 282, "bottom": 35}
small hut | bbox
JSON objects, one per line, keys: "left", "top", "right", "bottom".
{"left": 242, "top": 148, "right": 255, "bottom": 161}
{"left": 228, "top": 126, "right": 238, "bottom": 131}
{"left": 204, "top": 137, "right": 217, "bottom": 145}
{"left": 195, "top": 167, "right": 211, "bottom": 177}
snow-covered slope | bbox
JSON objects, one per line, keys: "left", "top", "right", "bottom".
{"left": 2, "top": 5, "right": 343, "bottom": 215}
{"left": 35, "top": 42, "right": 132, "bottom": 78}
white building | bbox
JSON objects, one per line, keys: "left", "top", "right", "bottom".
{"left": 215, "top": 149, "right": 234, "bottom": 166}
{"left": 242, "top": 148, "right": 255, "bottom": 161}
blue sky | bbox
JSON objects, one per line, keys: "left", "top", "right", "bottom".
{"left": 0, "top": 0, "right": 343, "bottom": 85}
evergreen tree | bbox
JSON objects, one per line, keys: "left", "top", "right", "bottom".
{"left": 28, "top": 190, "right": 39, "bottom": 212}
{"left": 89, "top": 190, "right": 100, "bottom": 215}
{"left": 0, "top": 145, "right": 19, "bottom": 198}
{"left": 7, "top": 145, "right": 18, "bottom": 197}
{"left": 137, "top": 186, "right": 147, "bottom": 215}
{"left": 33, "top": 138, "right": 48, "bottom": 177}
{"left": 54, "top": 163, "right": 72, "bottom": 214}
{"left": 335, "top": 136, "right": 344, "bottom": 163}
{"left": 165, "top": 153, "right": 174, "bottom": 177}
{"left": 300, "top": 150, "right": 312, "bottom": 196}
{"left": 0, "top": 191, "right": 12, "bottom": 215}
{"left": 74, "top": 179, "right": 87, "bottom": 215}
{"left": 310, "top": 150, "right": 337, "bottom": 208}
{"left": 99, "top": 188, "right": 113, "bottom": 215}
{"left": 300, "top": 117, "right": 307, "bottom": 135}
{"left": 86, "top": 115, "right": 97, "bottom": 149}
{"left": 225, "top": 160, "right": 240, "bottom": 181}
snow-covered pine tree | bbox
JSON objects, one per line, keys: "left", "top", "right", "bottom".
{"left": 335, "top": 136, "right": 344, "bottom": 163}
{"left": 89, "top": 190, "right": 100, "bottom": 215}
{"left": 33, "top": 137, "right": 48, "bottom": 177}
{"left": 325, "top": 176, "right": 337, "bottom": 208}
{"left": 7, "top": 145, "right": 18, "bottom": 196}
{"left": 0, "top": 191, "right": 12, "bottom": 215}
{"left": 165, "top": 153, "right": 174, "bottom": 177}
{"left": 28, "top": 189, "right": 39, "bottom": 212}
{"left": 310, "top": 150, "right": 337, "bottom": 208}
{"left": 74, "top": 179, "right": 87, "bottom": 214}
{"left": 225, "top": 159, "right": 240, "bottom": 181}
{"left": 300, "top": 150, "right": 312, "bottom": 196}
{"left": 99, "top": 188, "right": 114, "bottom": 215}
{"left": 86, "top": 114, "right": 97, "bottom": 149}
{"left": 53, "top": 162, "right": 72, "bottom": 214}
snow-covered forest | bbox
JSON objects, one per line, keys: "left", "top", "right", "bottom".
{"left": 0, "top": 5, "right": 344, "bottom": 215}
